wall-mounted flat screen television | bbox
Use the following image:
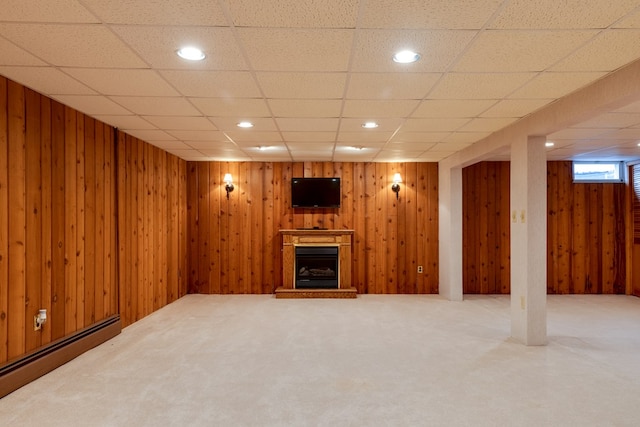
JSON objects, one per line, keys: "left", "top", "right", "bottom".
{"left": 291, "top": 177, "right": 341, "bottom": 208}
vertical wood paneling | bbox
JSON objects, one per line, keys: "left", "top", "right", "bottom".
{"left": 7, "top": 80, "right": 26, "bottom": 359}
{"left": 0, "top": 75, "right": 176, "bottom": 364}
{"left": 186, "top": 161, "right": 440, "bottom": 294}
{"left": 0, "top": 77, "right": 8, "bottom": 362}
{"left": 25, "top": 89, "right": 42, "bottom": 352}
{"left": 115, "top": 134, "right": 187, "bottom": 327}
{"left": 464, "top": 161, "right": 626, "bottom": 295}
{"left": 463, "top": 162, "right": 511, "bottom": 294}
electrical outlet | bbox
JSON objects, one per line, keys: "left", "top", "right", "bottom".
{"left": 417, "top": 265, "right": 423, "bottom": 273}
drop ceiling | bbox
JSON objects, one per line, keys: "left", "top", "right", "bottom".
{"left": 1, "top": 0, "right": 640, "bottom": 162}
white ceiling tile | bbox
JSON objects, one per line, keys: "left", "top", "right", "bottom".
{"left": 123, "top": 129, "right": 176, "bottom": 141}
{"left": 547, "top": 128, "right": 609, "bottom": 140}
{"left": 269, "top": 99, "right": 342, "bottom": 118}
{"left": 286, "top": 142, "right": 334, "bottom": 151}
{"left": 209, "top": 117, "right": 277, "bottom": 132}
{"left": 346, "top": 72, "right": 441, "bottom": 100}
{"left": 198, "top": 148, "right": 251, "bottom": 160}
{"left": 237, "top": 28, "right": 353, "bottom": 72}
{"left": 336, "top": 131, "right": 394, "bottom": 142}
{"left": 52, "top": 95, "right": 131, "bottom": 115}
{"left": 166, "top": 130, "right": 227, "bottom": 141}
{"left": 0, "top": 24, "right": 146, "bottom": 68}
{"left": 282, "top": 132, "right": 336, "bottom": 142}
{"left": 186, "top": 140, "right": 237, "bottom": 150}
{"left": 256, "top": 72, "right": 347, "bottom": 99}
{"left": 386, "top": 141, "right": 438, "bottom": 151}
{"left": 223, "top": 0, "right": 358, "bottom": 28}
{"left": 480, "top": 99, "right": 552, "bottom": 118}
{"left": 63, "top": 68, "right": 179, "bottom": 96}
{"left": 276, "top": 118, "right": 339, "bottom": 132}
{"left": 93, "top": 115, "right": 156, "bottom": 130}
{"left": 416, "top": 152, "right": 450, "bottom": 162}
{"left": 490, "top": 0, "right": 639, "bottom": 29}
{"left": 551, "top": 30, "right": 640, "bottom": 72}
{"left": 143, "top": 116, "right": 217, "bottom": 131}
{"left": 614, "top": 100, "right": 640, "bottom": 113}
{"left": 164, "top": 149, "right": 208, "bottom": 159}
{"left": 351, "top": 29, "right": 477, "bottom": 73}
{"left": 110, "top": 96, "right": 200, "bottom": 116}
{"left": 429, "top": 142, "right": 474, "bottom": 152}
{"left": 0, "top": 66, "right": 95, "bottom": 95}
{"left": 390, "top": 132, "right": 450, "bottom": 143}
{"left": 342, "top": 100, "right": 419, "bottom": 118}
{"left": 442, "top": 132, "right": 491, "bottom": 144}
{"left": 595, "top": 128, "right": 640, "bottom": 139}
{"left": 224, "top": 131, "right": 283, "bottom": 143}
{"left": 333, "top": 152, "right": 378, "bottom": 162}
{"left": 0, "top": 38, "right": 46, "bottom": 66}
{"left": 401, "top": 118, "right": 471, "bottom": 132}
{"left": 573, "top": 112, "right": 640, "bottom": 128}
{"left": 458, "top": 117, "right": 519, "bottom": 132}
{"left": 0, "top": 0, "right": 98, "bottom": 23}
{"left": 145, "top": 141, "right": 192, "bottom": 150}
{"left": 374, "top": 150, "right": 425, "bottom": 161}
{"left": 360, "top": 0, "right": 503, "bottom": 29}
{"left": 82, "top": 0, "right": 228, "bottom": 25}
{"left": 429, "top": 73, "right": 536, "bottom": 99}
{"left": 454, "top": 30, "right": 597, "bottom": 72}
{"left": 112, "top": 26, "right": 247, "bottom": 70}
{"left": 509, "top": 72, "right": 607, "bottom": 99}
{"left": 160, "top": 70, "right": 262, "bottom": 98}
{"left": 615, "top": 10, "right": 640, "bottom": 28}
{"left": 412, "top": 100, "right": 496, "bottom": 118}
{"left": 191, "top": 98, "right": 271, "bottom": 117}
{"left": 339, "top": 118, "right": 403, "bottom": 132}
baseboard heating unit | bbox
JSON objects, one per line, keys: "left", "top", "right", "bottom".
{"left": 0, "top": 314, "right": 121, "bottom": 398}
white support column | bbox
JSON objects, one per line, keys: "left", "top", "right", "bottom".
{"left": 439, "top": 165, "right": 463, "bottom": 301}
{"left": 510, "top": 135, "right": 547, "bottom": 345}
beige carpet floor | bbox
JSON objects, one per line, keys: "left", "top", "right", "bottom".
{"left": 1, "top": 294, "right": 639, "bottom": 426}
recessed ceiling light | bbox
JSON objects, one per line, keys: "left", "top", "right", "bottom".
{"left": 237, "top": 121, "right": 254, "bottom": 128}
{"left": 176, "top": 46, "right": 205, "bottom": 61}
{"left": 393, "top": 50, "right": 421, "bottom": 64}
{"left": 545, "top": 141, "right": 555, "bottom": 147}
{"left": 346, "top": 146, "right": 365, "bottom": 151}
{"left": 362, "top": 122, "right": 379, "bottom": 129}
{"left": 637, "top": 142, "right": 640, "bottom": 147}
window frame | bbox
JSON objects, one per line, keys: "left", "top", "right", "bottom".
{"left": 572, "top": 161, "right": 626, "bottom": 184}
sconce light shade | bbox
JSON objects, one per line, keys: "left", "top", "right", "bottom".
{"left": 391, "top": 173, "right": 402, "bottom": 200}
{"left": 224, "top": 173, "right": 234, "bottom": 199}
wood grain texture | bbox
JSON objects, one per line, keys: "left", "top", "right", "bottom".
{"left": 187, "top": 161, "right": 439, "bottom": 294}
{"left": 463, "top": 161, "right": 628, "bottom": 295}
{"left": 0, "top": 76, "right": 187, "bottom": 363}
{"left": 463, "top": 162, "right": 511, "bottom": 294}
{"left": 115, "top": 133, "right": 187, "bottom": 327}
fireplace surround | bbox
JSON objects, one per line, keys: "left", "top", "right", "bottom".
{"left": 280, "top": 229, "right": 354, "bottom": 290}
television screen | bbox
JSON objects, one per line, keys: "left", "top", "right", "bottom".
{"left": 291, "top": 177, "right": 341, "bottom": 208}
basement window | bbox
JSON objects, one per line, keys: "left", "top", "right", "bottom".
{"left": 572, "top": 161, "right": 625, "bottom": 183}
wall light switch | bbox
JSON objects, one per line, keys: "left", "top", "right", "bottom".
{"left": 520, "top": 296, "right": 526, "bottom": 310}
{"left": 511, "top": 211, "right": 517, "bottom": 223}
{"left": 520, "top": 210, "right": 526, "bottom": 223}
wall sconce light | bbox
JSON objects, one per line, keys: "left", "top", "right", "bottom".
{"left": 223, "top": 173, "right": 234, "bottom": 199}
{"left": 391, "top": 173, "right": 402, "bottom": 200}
{"left": 34, "top": 309, "right": 47, "bottom": 331}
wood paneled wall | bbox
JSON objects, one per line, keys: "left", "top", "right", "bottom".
{"left": 463, "top": 161, "right": 628, "bottom": 295}
{"left": 187, "top": 162, "right": 439, "bottom": 294}
{"left": 547, "top": 161, "right": 627, "bottom": 294}
{"left": 462, "top": 162, "right": 511, "bottom": 294}
{"left": 0, "top": 75, "right": 188, "bottom": 364}
{"left": 116, "top": 133, "right": 188, "bottom": 327}
{"left": 0, "top": 77, "right": 118, "bottom": 363}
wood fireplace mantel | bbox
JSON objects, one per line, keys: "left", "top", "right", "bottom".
{"left": 280, "top": 229, "right": 354, "bottom": 291}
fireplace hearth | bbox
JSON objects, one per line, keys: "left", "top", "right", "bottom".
{"left": 295, "top": 246, "right": 339, "bottom": 289}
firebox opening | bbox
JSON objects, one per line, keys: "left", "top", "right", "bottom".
{"left": 295, "top": 246, "right": 339, "bottom": 289}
